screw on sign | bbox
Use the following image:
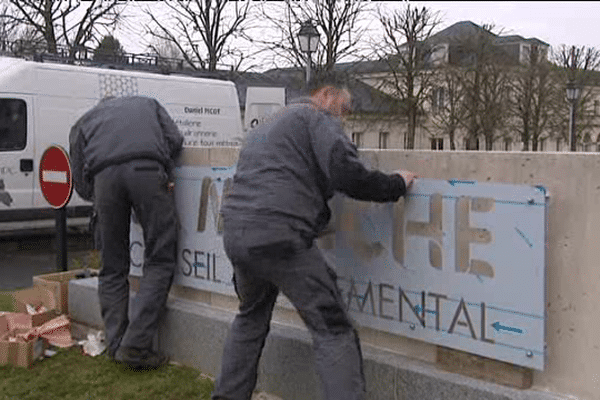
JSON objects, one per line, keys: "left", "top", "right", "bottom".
{"left": 39, "top": 145, "right": 73, "bottom": 209}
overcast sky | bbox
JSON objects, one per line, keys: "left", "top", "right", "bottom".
{"left": 420, "top": 1, "right": 599, "bottom": 49}
{"left": 116, "top": 1, "right": 600, "bottom": 69}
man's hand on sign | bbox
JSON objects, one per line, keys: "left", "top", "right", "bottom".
{"left": 394, "top": 170, "right": 417, "bottom": 191}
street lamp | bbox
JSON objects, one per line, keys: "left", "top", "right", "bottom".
{"left": 297, "top": 20, "right": 320, "bottom": 89}
{"left": 566, "top": 81, "right": 581, "bottom": 152}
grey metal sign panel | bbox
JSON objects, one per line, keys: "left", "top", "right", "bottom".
{"left": 325, "top": 178, "right": 548, "bottom": 370}
{"left": 129, "top": 166, "right": 548, "bottom": 370}
{"left": 130, "top": 165, "right": 236, "bottom": 293}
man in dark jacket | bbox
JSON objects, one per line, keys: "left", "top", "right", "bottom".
{"left": 69, "top": 96, "right": 183, "bottom": 369}
{"left": 212, "top": 85, "right": 416, "bottom": 400}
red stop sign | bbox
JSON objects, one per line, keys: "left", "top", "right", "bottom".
{"left": 39, "top": 145, "right": 73, "bottom": 209}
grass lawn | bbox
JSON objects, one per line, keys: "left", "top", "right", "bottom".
{"left": 0, "top": 348, "right": 214, "bottom": 400}
{"left": 0, "top": 269, "right": 215, "bottom": 400}
{"left": 0, "top": 290, "right": 14, "bottom": 311}
{"left": 0, "top": 291, "right": 14, "bottom": 312}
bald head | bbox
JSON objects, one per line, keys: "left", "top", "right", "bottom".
{"left": 310, "top": 85, "right": 352, "bottom": 118}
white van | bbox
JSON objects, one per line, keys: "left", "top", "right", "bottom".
{"left": 243, "top": 86, "right": 286, "bottom": 131}
{"left": 0, "top": 56, "right": 243, "bottom": 236}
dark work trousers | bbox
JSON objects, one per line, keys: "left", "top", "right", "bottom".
{"left": 93, "top": 159, "right": 178, "bottom": 356}
{"left": 212, "top": 224, "right": 365, "bottom": 400}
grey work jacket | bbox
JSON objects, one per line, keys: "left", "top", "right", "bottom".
{"left": 69, "top": 96, "right": 183, "bottom": 201}
{"left": 221, "top": 97, "right": 406, "bottom": 240}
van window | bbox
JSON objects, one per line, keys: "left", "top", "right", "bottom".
{"left": 0, "top": 99, "right": 27, "bottom": 151}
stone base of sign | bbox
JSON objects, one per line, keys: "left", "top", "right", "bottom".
{"left": 436, "top": 346, "right": 534, "bottom": 389}
{"left": 68, "top": 278, "right": 564, "bottom": 400}
{"left": 70, "top": 320, "right": 102, "bottom": 341}
{"left": 68, "top": 277, "right": 104, "bottom": 330}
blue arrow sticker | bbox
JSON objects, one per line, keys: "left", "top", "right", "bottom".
{"left": 211, "top": 164, "right": 237, "bottom": 172}
{"left": 515, "top": 227, "right": 534, "bottom": 248}
{"left": 414, "top": 305, "right": 437, "bottom": 315}
{"left": 448, "top": 179, "right": 477, "bottom": 187}
{"left": 492, "top": 321, "right": 524, "bottom": 334}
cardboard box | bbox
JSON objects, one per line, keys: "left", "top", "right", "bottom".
{"left": 0, "top": 336, "right": 47, "bottom": 368}
{"left": 34, "top": 315, "right": 72, "bottom": 348}
{"left": 0, "top": 286, "right": 73, "bottom": 367}
{"left": 0, "top": 314, "right": 48, "bottom": 368}
{"left": 33, "top": 269, "right": 99, "bottom": 315}
{"left": 11, "top": 287, "right": 59, "bottom": 326}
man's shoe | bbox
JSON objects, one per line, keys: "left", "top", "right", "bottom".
{"left": 106, "top": 347, "right": 118, "bottom": 362}
{"left": 114, "top": 347, "right": 169, "bottom": 370}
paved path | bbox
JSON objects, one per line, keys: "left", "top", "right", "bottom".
{"left": 0, "top": 234, "right": 93, "bottom": 290}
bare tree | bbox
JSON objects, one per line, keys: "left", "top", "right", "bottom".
{"left": 509, "top": 44, "right": 556, "bottom": 151}
{"left": 429, "top": 65, "right": 466, "bottom": 150}
{"left": 0, "top": 1, "right": 48, "bottom": 56}
{"left": 146, "top": 37, "right": 184, "bottom": 72}
{"left": 0, "top": 1, "right": 19, "bottom": 50}
{"left": 478, "top": 58, "right": 511, "bottom": 150}
{"left": 256, "top": 0, "right": 372, "bottom": 77}
{"left": 9, "top": 26, "right": 46, "bottom": 56}
{"left": 555, "top": 45, "right": 600, "bottom": 81}
{"left": 7, "top": 0, "right": 124, "bottom": 57}
{"left": 373, "top": 4, "right": 441, "bottom": 149}
{"left": 455, "top": 24, "right": 512, "bottom": 151}
{"left": 550, "top": 45, "right": 600, "bottom": 149}
{"left": 147, "top": 37, "right": 182, "bottom": 60}
{"left": 143, "top": 0, "right": 252, "bottom": 72}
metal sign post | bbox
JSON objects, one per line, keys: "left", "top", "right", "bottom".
{"left": 39, "top": 145, "right": 73, "bottom": 272}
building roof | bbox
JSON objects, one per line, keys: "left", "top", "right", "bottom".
{"left": 333, "top": 59, "right": 392, "bottom": 75}
{"left": 430, "top": 21, "right": 549, "bottom": 47}
{"left": 169, "top": 66, "right": 403, "bottom": 114}
{"left": 262, "top": 67, "right": 404, "bottom": 114}
{"left": 429, "top": 21, "right": 495, "bottom": 44}
{"left": 331, "top": 21, "right": 552, "bottom": 76}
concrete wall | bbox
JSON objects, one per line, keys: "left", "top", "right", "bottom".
{"left": 364, "top": 149, "right": 600, "bottom": 400}
{"left": 175, "top": 147, "right": 599, "bottom": 400}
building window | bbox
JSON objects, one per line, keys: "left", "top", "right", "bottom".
{"left": 352, "top": 132, "right": 362, "bottom": 148}
{"left": 583, "top": 133, "right": 593, "bottom": 152}
{"left": 431, "top": 87, "right": 445, "bottom": 113}
{"left": 520, "top": 43, "right": 531, "bottom": 64}
{"left": 465, "top": 136, "right": 479, "bottom": 151}
{"left": 431, "top": 44, "right": 449, "bottom": 65}
{"left": 0, "top": 99, "right": 27, "bottom": 151}
{"left": 378, "top": 132, "right": 389, "bottom": 149}
{"left": 430, "top": 138, "right": 443, "bottom": 150}
{"left": 504, "top": 138, "right": 512, "bottom": 151}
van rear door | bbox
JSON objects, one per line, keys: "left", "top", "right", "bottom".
{"left": 0, "top": 96, "right": 34, "bottom": 219}
{"left": 244, "top": 87, "right": 286, "bottom": 131}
